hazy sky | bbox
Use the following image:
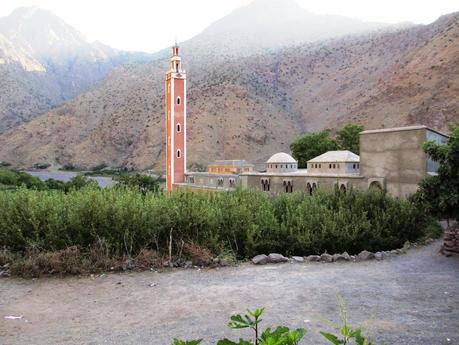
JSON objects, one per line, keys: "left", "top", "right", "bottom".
{"left": 1, "top": 0, "right": 458, "bottom": 53}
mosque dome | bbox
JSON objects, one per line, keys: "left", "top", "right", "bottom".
{"left": 267, "top": 152, "right": 297, "bottom": 164}
{"left": 266, "top": 152, "right": 298, "bottom": 173}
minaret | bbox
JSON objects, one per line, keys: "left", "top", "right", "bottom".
{"left": 165, "top": 44, "right": 186, "bottom": 192}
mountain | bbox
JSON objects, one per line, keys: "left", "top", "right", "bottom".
{"left": 0, "top": 1, "right": 459, "bottom": 169}
{"left": 159, "top": 0, "right": 390, "bottom": 62}
{"left": 0, "top": 8, "right": 457, "bottom": 171}
{"left": 0, "top": 6, "right": 151, "bottom": 132}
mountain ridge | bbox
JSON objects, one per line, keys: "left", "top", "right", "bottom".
{"left": 0, "top": 11, "right": 457, "bottom": 170}
{"left": 0, "top": 6, "right": 152, "bottom": 133}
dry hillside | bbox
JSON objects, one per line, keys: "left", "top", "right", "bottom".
{"left": 0, "top": 12, "right": 457, "bottom": 170}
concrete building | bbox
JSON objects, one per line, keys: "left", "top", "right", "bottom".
{"left": 359, "top": 125, "right": 447, "bottom": 197}
{"left": 207, "top": 160, "right": 255, "bottom": 175}
{"left": 164, "top": 45, "right": 447, "bottom": 198}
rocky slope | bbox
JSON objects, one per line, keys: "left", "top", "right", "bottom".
{"left": 0, "top": 6, "right": 151, "bottom": 132}
{"left": 0, "top": 9, "right": 457, "bottom": 170}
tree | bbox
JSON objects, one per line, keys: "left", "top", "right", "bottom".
{"left": 116, "top": 173, "right": 161, "bottom": 194}
{"left": 290, "top": 130, "right": 338, "bottom": 168}
{"left": 336, "top": 123, "right": 364, "bottom": 154}
{"left": 413, "top": 125, "right": 459, "bottom": 226}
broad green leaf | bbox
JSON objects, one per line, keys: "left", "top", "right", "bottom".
{"left": 320, "top": 331, "right": 343, "bottom": 345}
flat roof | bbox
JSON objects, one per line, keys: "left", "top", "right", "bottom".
{"left": 208, "top": 160, "right": 254, "bottom": 167}
{"left": 241, "top": 169, "right": 363, "bottom": 178}
{"left": 360, "top": 125, "right": 447, "bottom": 137}
{"left": 186, "top": 172, "right": 239, "bottom": 178}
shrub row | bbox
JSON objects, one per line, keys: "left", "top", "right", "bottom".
{"left": 0, "top": 186, "right": 440, "bottom": 261}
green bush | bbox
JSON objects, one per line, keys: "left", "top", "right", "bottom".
{"left": 0, "top": 187, "right": 438, "bottom": 261}
{"left": 0, "top": 168, "right": 46, "bottom": 190}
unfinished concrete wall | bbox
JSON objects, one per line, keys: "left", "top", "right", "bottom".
{"left": 359, "top": 127, "right": 428, "bottom": 198}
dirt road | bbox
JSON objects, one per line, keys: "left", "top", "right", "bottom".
{"left": 1, "top": 241, "right": 458, "bottom": 345}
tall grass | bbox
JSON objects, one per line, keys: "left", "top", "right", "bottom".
{"left": 0, "top": 187, "right": 440, "bottom": 260}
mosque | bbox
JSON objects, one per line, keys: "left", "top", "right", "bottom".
{"left": 165, "top": 45, "right": 447, "bottom": 199}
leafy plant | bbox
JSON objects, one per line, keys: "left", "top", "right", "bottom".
{"left": 336, "top": 124, "right": 364, "bottom": 154}
{"left": 216, "top": 308, "right": 306, "bottom": 345}
{"left": 320, "top": 297, "right": 376, "bottom": 345}
{"left": 290, "top": 129, "right": 338, "bottom": 168}
{"left": 413, "top": 125, "right": 459, "bottom": 226}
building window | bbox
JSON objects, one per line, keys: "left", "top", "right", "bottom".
{"left": 177, "top": 149, "right": 181, "bottom": 158}
{"left": 229, "top": 178, "right": 236, "bottom": 188}
{"left": 217, "top": 178, "right": 224, "bottom": 187}
{"left": 275, "top": 165, "right": 278, "bottom": 169}
{"left": 177, "top": 123, "right": 181, "bottom": 132}
{"left": 333, "top": 164, "right": 336, "bottom": 169}
{"left": 353, "top": 164, "right": 356, "bottom": 169}
{"left": 319, "top": 164, "right": 321, "bottom": 168}
{"left": 283, "top": 181, "right": 293, "bottom": 193}
{"left": 329, "top": 164, "right": 332, "bottom": 169}
{"left": 306, "top": 182, "right": 313, "bottom": 196}
{"left": 261, "top": 179, "right": 270, "bottom": 192}
{"left": 177, "top": 97, "right": 181, "bottom": 105}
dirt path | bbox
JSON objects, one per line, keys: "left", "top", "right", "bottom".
{"left": 1, "top": 241, "right": 458, "bottom": 345}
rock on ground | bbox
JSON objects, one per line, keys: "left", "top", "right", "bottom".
{"left": 268, "top": 253, "right": 288, "bottom": 263}
{"left": 252, "top": 254, "right": 269, "bottom": 265}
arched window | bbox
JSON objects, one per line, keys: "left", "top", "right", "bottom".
{"left": 369, "top": 181, "right": 383, "bottom": 192}
{"left": 340, "top": 184, "right": 347, "bottom": 193}
{"left": 176, "top": 97, "right": 181, "bottom": 105}
{"left": 177, "top": 149, "right": 181, "bottom": 158}
{"left": 176, "top": 123, "right": 181, "bottom": 132}
{"left": 306, "top": 183, "right": 312, "bottom": 196}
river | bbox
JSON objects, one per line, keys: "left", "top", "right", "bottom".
{"left": 27, "top": 171, "right": 115, "bottom": 188}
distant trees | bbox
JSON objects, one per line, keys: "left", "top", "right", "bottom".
{"left": 290, "top": 124, "right": 364, "bottom": 168}
{"left": 290, "top": 130, "right": 338, "bottom": 168}
{"left": 413, "top": 125, "right": 459, "bottom": 226}
{"left": 336, "top": 123, "right": 364, "bottom": 155}
{"left": 115, "top": 173, "right": 161, "bottom": 194}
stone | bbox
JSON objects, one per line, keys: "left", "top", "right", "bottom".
{"left": 320, "top": 253, "right": 334, "bottom": 263}
{"left": 185, "top": 260, "right": 193, "bottom": 268}
{"left": 252, "top": 254, "right": 269, "bottom": 265}
{"left": 306, "top": 255, "right": 321, "bottom": 262}
{"left": 403, "top": 241, "right": 411, "bottom": 250}
{"left": 374, "top": 252, "right": 383, "bottom": 261}
{"left": 333, "top": 252, "right": 350, "bottom": 262}
{"left": 357, "top": 250, "right": 375, "bottom": 261}
{"left": 390, "top": 250, "right": 398, "bottom": 255}
{"left": 292, "top": 256, "right": 304, "bottom": 263}
{"left": 268, "top": 253, "right": 288, "bottom": 263}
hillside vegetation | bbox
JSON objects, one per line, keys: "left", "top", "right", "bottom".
{"left": 0, "top": 6, "right": 457, "bottom": 169}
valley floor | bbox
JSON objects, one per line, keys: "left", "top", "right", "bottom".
{"left": 0, "top": 241, "right": 458, "bottom": 345}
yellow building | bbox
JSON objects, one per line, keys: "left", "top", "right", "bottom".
{"left": 207, "top": 160, "right": 255, "bottom": 175}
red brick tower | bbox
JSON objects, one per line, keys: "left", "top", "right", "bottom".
{"left": 165, "top": 44, "right": 186, "bottom": 192}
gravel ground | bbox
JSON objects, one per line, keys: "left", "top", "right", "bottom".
{"left": 0, "top": 240, "right": 458, "bottom": 345}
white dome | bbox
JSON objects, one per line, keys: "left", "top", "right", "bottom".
{"left": 267, "top": 152, "right": 297, "bottom": 164}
